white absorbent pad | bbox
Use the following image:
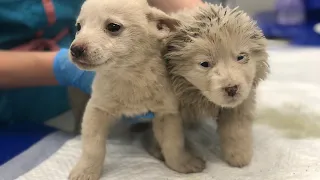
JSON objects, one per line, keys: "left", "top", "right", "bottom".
{"left": 17, "top": 47, "right": 320, "bottom": 180}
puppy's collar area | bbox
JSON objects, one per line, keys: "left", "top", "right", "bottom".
{"left": 121, "top": 111, "right": 154, "bottom": 123}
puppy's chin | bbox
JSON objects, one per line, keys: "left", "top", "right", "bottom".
{"left": 74, "top": 62, "right": 99, "bottom": 71}
{"left": 72, "top": 59, "right": 108, "bottom": 71}
{"left": 218, "top": 97, "right": 244, "bottom": 108}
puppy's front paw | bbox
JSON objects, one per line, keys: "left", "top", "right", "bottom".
{"left": 69, "top": 159, "right": 102, "bottom": 180}
{"left": 146, "top": 143, "right": 164, "bottom": 161}
{"left": 166, "top": 152, "right": 205, "bottom": 174}
{"left": 223, "top": 148, "right": 252, "bottom": 168}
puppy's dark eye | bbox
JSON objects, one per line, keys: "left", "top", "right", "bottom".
{"left": 107, "top": 23, "right": 122, "bottom": 32}
{"left": 237, "top": 55, "right": 244, "bottom": 61}
{"left": 200, "top": 61, "right": 210, "bottom": 68}
{"left": 236, "top": 53, "right": 248, "bottom": 63}
{"left": 76, "top": 23, "right": 81, "bottom": 32}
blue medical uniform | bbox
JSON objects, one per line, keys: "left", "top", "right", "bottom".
{"left": 0, "top": 0, "right": 85, "bottom": 125}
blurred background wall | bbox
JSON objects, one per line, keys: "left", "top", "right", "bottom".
{"left": 204, "top": 0, "right": 276, "bottom": 15}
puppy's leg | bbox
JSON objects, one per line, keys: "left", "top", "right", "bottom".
{"left": 217, "top": 98, "right": 254, "bottom": 168}
{"left": 141, "top": 127, "right": 164, "bottom": 161}
{"left": 153, "top": 113, "right": 205, "bottom": 173}
{"left": 68, "top": 87, "right": 90, "bottom": 134}
{"left": 69, "top": 102, "right": 116, "bottom": 180}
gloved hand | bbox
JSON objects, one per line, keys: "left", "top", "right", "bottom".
{"left": 53, "top": 48, "right": 94, "bottom": 94}
{"left": 53, "top": 48, "right": 154, "bottom": 120}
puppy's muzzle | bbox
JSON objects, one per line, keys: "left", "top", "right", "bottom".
{"left": 70, "top": 44, "right": 86, "bottom": 59}
{"left": 224, "top": 85, "right": 239, "bottom": 97}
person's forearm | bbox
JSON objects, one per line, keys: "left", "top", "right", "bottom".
{"left": 0, "top": 51, "right": 59, "bottom": 89}
{"left": 148, "top": 0, "right": 203, "bottom": 13}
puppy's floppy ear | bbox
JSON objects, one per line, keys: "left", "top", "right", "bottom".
{"left": 146, "top": 7, "right": 180, "bottom": 33}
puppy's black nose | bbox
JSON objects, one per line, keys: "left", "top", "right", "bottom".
{"left": 70, "top": 45, "right": 86, "bottom": 58}
{"left": 224, "top": 85, "right": 238, "bottom": 97}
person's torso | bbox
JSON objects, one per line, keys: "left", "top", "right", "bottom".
{"left": 0, "top": 0, "right": 85, "bottom": 125}
{"left": 0, "top": 0, "right": 84, "bottom": 49}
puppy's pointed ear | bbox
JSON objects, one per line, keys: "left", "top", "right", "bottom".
{"left": 146, "top": 7, "right": 180, "bottom": 32}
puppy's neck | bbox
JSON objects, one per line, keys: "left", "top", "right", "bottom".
{"left": 97, "top": 49, "right": 163, "bottom": 80}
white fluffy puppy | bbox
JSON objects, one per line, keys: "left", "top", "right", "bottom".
{"left": 68, "top": 0, "right": 205, "bottom": 179}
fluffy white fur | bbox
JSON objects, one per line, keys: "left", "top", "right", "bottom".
{"left": 68, "top": 0, "right": 204, "bottom": 179}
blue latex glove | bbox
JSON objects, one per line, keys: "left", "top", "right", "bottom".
{"left": 53, "top": 48, "right": 95, "bottom": 94}
{"left": 53, "top": 48, "right": 154, "bottom": 120}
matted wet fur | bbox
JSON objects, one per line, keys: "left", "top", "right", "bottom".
{"left": 142, "top": 3, "right": 269, "bottom": 168}
{"left": 68, "top": 0, "right": 204, "bottom": 179}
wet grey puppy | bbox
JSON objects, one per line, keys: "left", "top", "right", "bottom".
{"left": 142, "top": 3, "right": 269, "bottom": 168}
